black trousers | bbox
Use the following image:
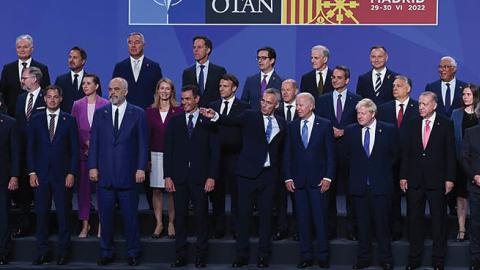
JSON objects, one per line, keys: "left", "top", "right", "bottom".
{"left": 470, "top": 191, "right": 480, "bottom": 263}
{"left": 0, "top": 187, "right": 11, "bottom": 256}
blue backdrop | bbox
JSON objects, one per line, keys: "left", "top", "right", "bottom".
{"left": 1, "top": 0, "right": 478, "bottom": 100}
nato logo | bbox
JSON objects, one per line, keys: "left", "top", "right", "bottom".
{"left": 129, "top": 0, "right": 204, "bottom": 25}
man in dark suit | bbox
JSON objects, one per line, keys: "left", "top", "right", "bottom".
{"left": 209, "top": 74, "right": 250, "bottom": 239}
{"left": 424, "top": 56, "right": 467, "bottom": 117}
{"left": 377, "top": 75, "right": 420, "bottom": 240}
{"left": 55, "top": 46, "right": 98, "bottom": 113}
{"left": 164, "top": 85, "right": 220, "bottom": 268}
{"left": 356, "top": 46, "right": 398, "bottom": 105}
{"left": 345, "top": 98, "right": 397, "bottom": 270}
{"left": 112, "top": 32, "right": 163, "bottom": 109}
{"left": 283, "top": 92, "right": 335, "bottom": 269}
{"left": 89, "top": 77, "right": 148, "bottom": 266}
{"left": 400, "top": 91, "right": 456, "bottom": 270}
{"left": 241, "top": 47, "right": 283, "bottom": 110}
{"left": 12, "top": 67, "right": 46, "bottom": 238}
{"left": 273, "top": 79, "right": 299, "bottom": 241}
{"left": 0, "top": 94, "right": 20, "bottom": 265}
{"left": 316, "top": 65, "right": 361, "bottom": 240}
{"left": 300, "top": 45, "right": 334, "bottom": 100}
{"left": 182, "top": 36, "right": 227, "bottom": 107}
{"left": 461, "top": 124, "right": 480, "bottom": 270}
{"left": 202, "top": 88, "right": 286, "bottom": 268}
{"left": 0, "top": 34, "right": 50, "bottom": 117}
{"left": 27, "top": 85, "right": 79, "bottom": 265}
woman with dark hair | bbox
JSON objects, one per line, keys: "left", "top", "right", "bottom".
{"left": 71, "top": 74, "right": 109, "bottom": 238}
{"left": 451, "top": 83, "right": 480, "bottom": 241}
{"left": 147, "top": 78, "right": 182, "bottom": 238}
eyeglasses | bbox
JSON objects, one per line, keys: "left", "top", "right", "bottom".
{"left": 438, "top": 65, "right": 454, "bottom": 70}
{"left": 256, "top": 56, "right": 270, "bottom": 61}
{"left": 20, "top": 76, "right": 33, "bottom": 81}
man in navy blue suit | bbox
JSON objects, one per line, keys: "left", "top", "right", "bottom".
{"left": 202, "top": 88, "right": 286, "bottom": 268}
{"left": 283, "top": 92, "right": 335, "bottom": 269}
{"left": 88, "top": 77, "right": 148, "bottom": 266}
{"left": 241, "top": 47, "right": 283, "bottom": 110}
{"left": 345, "top": 98, "right": 398, "bottom": 270}
{"left": 300, "top": 45, "right": 334, "bottom": 100}
{"left": 208, "top": 74, "right": 250, "bottom": 239}
{"left": 0, "top": 94, "right": 20, "bottom": 265}
{"left": 182, "top": 36, "right": 227, "bottom": 107}
{"left": 316, "top": 65, "right": 361, "bottom": 240}
{"left": 112, "top": 32, "right": 163, "bottom": 109}
{"left": 164, "top": 85, "right": 220, "bottom": 268}
{"left": 27, "top": 85, "right": 79, "bottom": 265}
{"left": 356, "top": 46, "right": 398, "bottom": 106}
{"left": 377, "top": 75, "right": 419, "bottom": 240}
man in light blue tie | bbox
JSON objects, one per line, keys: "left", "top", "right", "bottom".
{"left": 283, "top": 92, "right": 335, "bottom": 268}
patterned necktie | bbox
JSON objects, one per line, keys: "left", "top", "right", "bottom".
{"left": 265, "top": 116, "right": 272, "bottom": 142}
{"left": 113, "top": 108, "right": 119, "bottom": 138}
{"left": 187, "top": 114, "right": 194, "bottom": 138}
{"left": 73, "top": 74, "right": 79, "bottom": 91}
{"left": 261, "top": 74, "right": 268, "bottom": 94}
{"left": 336, "top": 94, "right": 343, "bottom": 123}
{"left": 363, "top": 127, "right": 370, "bottom": 157}
{"left": 397, "top": 103, "right": 404, "bottom": 128}
{"left": 26, "top": 93, "right": 34, "bottom": 121}
{"left": 221, "top": 100, "right": 229, "bottom": 116}
{"left": 198, "top": 65, "right": 205, "bottom": 94}
{"left": 21, "top": 62, "right": 27, "bottom": 75}
{"left": 49, "top": 114, "right": 56, "bottom": 142}
{"left": 423, "top": 119, "right": 431, "bottom": 149}
{"left": 286, "top": 105, "right": 293, "bottom": 122}
{"left": 301, "top": 120, "right": 309, "bottom": 148}
{"left": 317, "top": 71, "right": 324, "bottom": 95}
{"left": 374, "top": 72, "right": 382, "bottom": 96}
{"left": 445, "top": 83, "right": 452, "bottom": 114}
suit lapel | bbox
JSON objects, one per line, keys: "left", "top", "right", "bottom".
{"left": 342, "top": 92, "right": 356, "bottom": 124}
{"left": 306, "top": 117, "right": 321, "bottom": 149}
{"left": 51, "top": 112, "right": 67, "bottom": 143}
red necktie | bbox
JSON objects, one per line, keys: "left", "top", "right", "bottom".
{"left": 397, "top": 103, "right": 404, "bottom": 128}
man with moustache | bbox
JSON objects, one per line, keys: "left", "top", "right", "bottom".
{"left": 27, "top": 85, "right": 79, "bottom": 265}
{"left": 89, "top": 77, "right": 148, "bottom": 266}
{"left": 300, "top": 45, "right": 334, "bottom": 100}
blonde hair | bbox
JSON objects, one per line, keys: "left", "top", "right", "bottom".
{"left": 152, "top": 78, "right": 177, "bottom": 109}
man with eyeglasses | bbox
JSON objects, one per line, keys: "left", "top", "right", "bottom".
{"left": 424, "top": 56, "right": 467, "bottom": 117}
{"left": 241, "top": 47, "right": 283, "bottom": 111}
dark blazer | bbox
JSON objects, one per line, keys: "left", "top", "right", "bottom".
{"left": 424, "top": 79, "right": 468, "bottom": 116}
{"left": 400, "top": 114, "right": 456, "bottom": 189}
{"left": 55, "top": 71, "right": 101, "bottom": 113}
{"left": 112, "top": 57, "right": 163, "bottom": 109}
{"left": 217, "top": 110, "right": 286, "bottom": 179}
{"left": 377, "top": 98, "right": 420, "bottom": 142}
{"left": 27, "top": 111, "right": 79, "bottom": 182}
{"left": 163, "top": 113, "right": 220, "bottom": 185}
{"left": 344, "top": 121, "right": 398, "bottom": 195}
{"left": 461, "top": 125, "right": 480, "bottom": 194}
{"left": 241, "top": 71, "right": 283, "bottom": 111}
{"left": 182, "top": 63, "right": 227, "bottom": 107}
{"left": 0, "top": 113, "right": 20, "bottom": 186}
{"left": 0, "top": 59, "right": 50, "bottom": 117}
{"left": 15, "top": 90, "right": 46, "bottom": 137}
{"left": 275, "top": 101, "right": 299, "bottom": 122}
{"left": 88, "top": 103, "right": 148, "bottom": 189}
{"left": 210, "top": 98, "right": 250, "bottom": 152}
{"left": 283, "top": 115, "right": 335, "bottom": 189}
{"left": 300, "top": 68, "right": 334, "bottom": 99}
{"left": 356, "top": 68, "right": 398, "bottom": 105}
{"left": 316, "top": 90, "right": 361, "bottom": 129}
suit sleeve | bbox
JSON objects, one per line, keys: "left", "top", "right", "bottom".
{"left": 208, "top": 126, "right": 220, "bottom": 181}
{"left": 136, "top": 110, "right": 148, "bottom": 171}
{"left": 356, "top": 76, "right": 364, "bottom": 97}
{"left": 282, "top": 125, "right": 292, "bottom": 181}
{"left": 241, "top": 79, "right": 250, "bottom": 103}
{"left": 399, "top": 122, "right": 411, "bottom": 180}
{"left": 26, "top": 120, "right": 36, "bottom": 174}
{"left": 324, "top": 121, "right": 336, "bottom": 180}
{"left": 41, "top": 66, "right": 51, "bottom": 88}
{"left": 163, "top": 118, "right": 175, "bottom": 179}
{"left": 9, "top": 120, "right": 20, "bottom": 177}
{"left": 461, "top": 129, "right": 475, "bottom": 181}
{"left": 68, "top": 118, "right": 80, "bottom": 177}
{"left": 87, "top": 110, "right": 100, "bottom": 170}
{"left": 445, "top": 119, "right": 456, "bottom": 182}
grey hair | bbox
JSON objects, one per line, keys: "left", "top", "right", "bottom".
{"left": 16, "top": 34, "right": 33, "bottom": 46}
{"left": 356, "top": 98, "right": 377, "bottom": 114}
{"left": 440, "top": 56, "right": 457, "bottom": 67}
{"left": 264, "top": 88, "right": 281, "bottom": 104}
{"left": 282, "top": 79, "right": 298, "bottom": 92}
{"left": 127, "top": 32, "right": 145, "bottom": 44}
{"left": 297, "top": 92, "right": 315, "bottom": 106}
{"left": 419, "top": 91, "right": 438, "bottom": 104}
{"left": 111, "top": 77, "right": 129, "bottom": 91}
{"left": 312, "top": 45, "right": 330, "bottom": 58}
{"left": 24, "top": 67, "right": 43, "bottom": 82}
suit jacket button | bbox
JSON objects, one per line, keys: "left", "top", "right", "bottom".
{"left": 422, "top": 153, "right": 426, "bottom": 156}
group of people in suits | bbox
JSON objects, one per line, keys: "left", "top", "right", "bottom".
{"left": 1, "top": 31, "right": 480, "bottom": 270}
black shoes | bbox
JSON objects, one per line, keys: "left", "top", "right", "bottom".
{"left": 195, "top": 256, "right": 207, "bottom": 268}
{"left": 272, "top": 231, "right": 288, "bottom": 241}
{"left": 11, "top": 228, "right": 28, "bottom": 238}
{"left": 257, "top": 257, "right": 269, "bottom": 268}
{"left": 292, "top": 232, "right": 299, "bottom": 241}
{"left": 381, "top": 263, "right": 393, "bottom": 270}
{"left": 352, "top": 261, "right": 370, "bottom": 269}
{"left": 347, "top": 231, "right": 358, "bottom": 241}
{"left": 56, "top": 255, "right": 68, "bottom": 265}
{"left": 97, "top": 256, "right": 115, "bottom": 266}
{"left": 405, "top": 262, "right": 420, "bottom": 270}
{"left": 232, "top": 257, "right": 248, "bottom": 268}
{"left": 32, "top": 255, "right": 50, "bottom": 265}
{"left": 128, "top": 256, "right": 140, "bottom": 266}
{"left": 318, "top": 260, "right": 330, "bottom": 268}
{"left": 171, "top": 257, "right": 187, "bottom": 267}
{"left": 0, "top": 255, "right": 7, "bottom": 265}
{"left": 214, "top": 230, "right": 225, "bottom": 239}
{"left": 432, "top": 264, "right": 444, "bottom": 270}
{"left": 297, "top": 260, "right": 314, "bottom": 268}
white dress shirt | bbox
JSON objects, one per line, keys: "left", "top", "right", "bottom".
{"left": 316, "top": 67, "right": 328, "bottom": 86}
{"left": 220, "top": 95, "right": 235, "bottom": 115}
{"left": 260, "top": 69, "right": 275, "bottom": 85}
{"left": 70, "top": 69, "right": 84, "bottom": 91}
{"left": 422, "top": 112, "right": 436, "bottom": 138}
{"left": 24, "top": 87, "right": 42, "bottom": 114}
{"left": 263, "top": 114, "right": 280, "bottom": 167}
{"left": 185, "top": 109, "right": 200, "bottom": 128}
{"left": 46, "top": 108, "right": 60, "bottom": 135}
{"left": 112, "top": 101, "right": 128, "bottom": 128}
{"left": 332, "top": 89, "right": 347, "bottom": 117}
{"left": 283, "top": 100, "right": 296, "bottom": 120}
{"left": 299, "top": 113, "right": 315, "bottom": 144}
{"left": 395, "top": 97, "right": 410, "bottom": 117}
{"left": 441, "top": 78, "right": 456, "bottom": 106}
{"left": 18, "top": 58, "right": 32, "bottom": 79}
{"left": 371, "top": 67, "right": 386, "bottom": 86}
{"left": 362, "top": 119, "right": 377, "bottom": 155}
{"left": 196, "top": 60, "right": 209, "bottom": 89}
{"left": 130, "top": 55, "right": 144, "bottom": 82}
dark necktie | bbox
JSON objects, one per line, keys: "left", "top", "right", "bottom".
{"left": 336, "top": 94, "right": 343, "bottom": 123}
{"left": 187, "top": 114, "right": 194, "bottom": 138}
{"left": 221, "top": 101, "right": 229, "bottom": 116}
{"left": 445, "top": 83, "right": 452, "bottom": 114}
{"left": 261, "top": 75, "right": 268, "bottom": 94}
{"left": 374, "top": 72, "right": 382, "bottom": 96}
{"left": 21, "top": 62, "right": 27, "bottom": 75}
{"left": 113, "top": 108, "right": 119, "bottom": 138}
{"left": 397, "top": 103, "right": 404, "bottom": 128}
{"left": 265, "top": 116, "right": 272, "bottom": 142}
{"left": 49, "top": 114, "right": 56, "bottom": 142}
{"left": 198, "top": 65, "right": 205, "bottom": 94}
{"left": 26, "top": 93, "right": 34, "bottom": 121}
{"left": 286, "top": 105, "right": 293, "bottom": 122}
{"left": 317, "top": 71, "right": 324, "bottom": 95}
{"left": 301, "top": 120, "right": 309, "bottom": 148}
{"left": 73, "top": 74, "right": 79, "bottom": 91}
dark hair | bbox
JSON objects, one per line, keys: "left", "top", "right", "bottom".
{"left": 70, "top": 46, "right": 87, "bottom": 60}
{"left": 221, "top": 74, "right": 239, "bottom": 88}
{"left": 44, "top": 85, "right": 63, "bottom": 97}
{"left": 462, "top": 83, "right": 480, "bottom": 108}
{"left": 257, "top": 46, "right": 276, "bottom": 65}
{"left": 82, "top": 73, "right": 102, "bottom": 96}
{"left": 333, "top": 65, "right": 350, "bottom": 80}
{"left": 370, "top": 45, "right": 387, "bottom": 53}
{"left": 193, "top": 36, "right": 213, "bottom": 55}
{"left": 182, "top": 84, "right": 200, "bottom": 98}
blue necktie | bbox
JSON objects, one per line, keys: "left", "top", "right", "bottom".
{"left": 187, "top": 114, "right": 194, "bottom": 138}
{"left": 265, "top": 116, "right": 272, "bottom": 142}
{"left": 301, "top": 120, "right": 309, "bottom": 148}
{"left": 198, "top": 65, "right": 205, "bottom": 94}
{"left": 445, "top": 83, "right": 451, "bottom": 115}
{"left": 363, "top": 127, "right": 370, "bottom": 185}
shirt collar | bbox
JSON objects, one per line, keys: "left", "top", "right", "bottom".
{"left": 373, "top": 67, "right": 386, "bottom": 75}
{"left": 46, "top": 108, "right": 60, "bottom": 117}
{"left": 395, "top": 97, "right": 410, "bottom": 107}
{"left": 364, "top": 119, "right": 377, "bottom": 130}
{"left": 302, "top": 113, "right": 315, "bottom": 123}
{"left": 130, "top": 55, "right": 144, "bottom": 63}
{"left": 18, "top": 58, "right": 32, "bottom": 67}
{"left": 112, "top": 100, "right": 127, "bottom": 111}
{"left": 222, "top": 95, "right": 235, "bottom": 103}
{"left": 70, "top": 69, "right": 84, "bottom": 79}
{"left": 442, "top": 78, "right": 456, "bottom": 85}
{"left": 30, "top": 87, "right": 41, "bottom": 96}
{"left": 196, "top": 60, "right": 210, "bottom": 68}
{"left": 284, "top": 100, "right": 296, "bottom": 107}
{"left": 424, "top": 111, "right": 436, "bottom": 123}
{"left": 261, "top": 69, "right": 274, "bottom": 78}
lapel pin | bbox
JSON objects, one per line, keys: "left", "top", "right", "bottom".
{"left": 146, "top": 63, "right": 150, "bottom": 67}
{"left": 0, "top": 119, "right": 3, "bottom": 123}
{"left": 104, "top": 110, "right": 108, "bottom": 113}
{"left": 379, "top": 129, "right": 382, "bottom": 133}
{"left": 63, "top": 117, "right": 66, "bottom": 120}
{"left": 387, "top": 74, "right": 391, "bottom": 79}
